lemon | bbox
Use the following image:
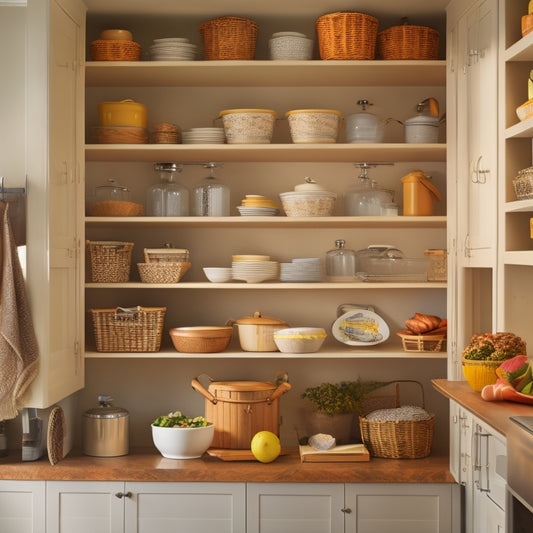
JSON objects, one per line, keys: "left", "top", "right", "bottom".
{"left": 251, "top": 430, "right": 281, "bottom": 463}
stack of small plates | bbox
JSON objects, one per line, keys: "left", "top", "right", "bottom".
{"left": 280, "top": 258, "right": 322, "bottom": 282}
{"left": 182, "top": 127, "right": 225, "bottom": 144}
{"left": 231, "top": 255, "right": 279, "bottom": 283}
{"left": 237, "top": 195, "right": 279, "bottom": 216}
{"left": 149, "top": 38, "right": 197, "bottom": 61}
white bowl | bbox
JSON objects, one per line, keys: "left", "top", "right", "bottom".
{"left": 203, "top": 267, "right": 232, "bottom": 283}
{"left": 273, "top": 327, "right": 327, "bottom": 353}
{"left": 151, "top": 423, "right": 215, "bottom": 459}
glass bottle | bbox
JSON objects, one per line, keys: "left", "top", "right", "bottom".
{"left": 344, "top": 163, "right": 393, "bottom": 216}
{"left": 147, "top": 163, "right": 189, "bottom": 216}
{"left": 326, "top": 239, "right": 356, "bottom": 282}
{"left": 192, "top": 162, "right": 230, "bottom": 216}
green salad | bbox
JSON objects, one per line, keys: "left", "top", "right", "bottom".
{"left": 152, "top": 410, "right": 210, "bottom": 428}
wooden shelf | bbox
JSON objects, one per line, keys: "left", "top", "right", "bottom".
{"left": 85, "top": 143, "right": 446, "bottom": 163}
{"left": 504, "top": 199, "right": 533, "bottom": 213}
{"left": 504, "top": 29, "right": 533, "bottom": 61}
{"left": 85, "top": 60, "right": 446, "bottom": 88}
{"left": 503, "top": 250, "right": 533, "bottom": 266}
{"left": 85, "top": 215, "right": 447, "bottom": 229}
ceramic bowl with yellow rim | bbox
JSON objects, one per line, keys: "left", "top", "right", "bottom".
{"left": 285, "top": 109, "right": 341, "bottom": 143}
{"left": 219, "top": 109, "right": 277, "bottom": 144}
{"left": 273, "top": 327, "right": 327, "bottom": 353}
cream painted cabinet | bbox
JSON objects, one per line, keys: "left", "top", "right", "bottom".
{"left": 22, "top": 0, "right": 86, "bottom": 408}
{"left": 0, "top": 480, "right": 46, "bottom": 533}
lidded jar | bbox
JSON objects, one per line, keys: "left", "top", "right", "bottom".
{"left": 193, "top": 162, "right": 230, "bottom": 216}
{"left": 146, "top": 163, "right": 189, "bottom": 216}
{"left": 94, "top": 178, "right": 131, "bottom": 203}
{"left": 344, "top": 164, "right": 394, "bottom": 216}
{"left": 326, "top": 239, "right": 356, "bottom": 282}
{"left": 346, "top": 99, "right": 386, "bottom": 143}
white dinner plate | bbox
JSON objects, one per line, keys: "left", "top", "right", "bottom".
{"left": 332, "top": 309, "right": 389, "bottom": 346}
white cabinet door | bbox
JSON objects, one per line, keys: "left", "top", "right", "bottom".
{"left": 456, "top": 0, "right": 498, "bottom": 267}
{"left": 247, "top": 483, "right": 344, "bottom": 533}
{"left": 23, "top": 0, "right": 86, "bottom": 408}
{"left": 46, "top": 481, "right": 125, "bottom": 533}
{"left": 125, "top": 482, "right": 246, "bottom": 533}
{"left": 344, "top": 483, "right": 459, "bottom": 533}
{"left": 0, "top": 480, "right": 46, "bottom": 533}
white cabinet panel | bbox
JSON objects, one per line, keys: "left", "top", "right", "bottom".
{"left": 247, "top": 483, "right": 344, "bottom": 533}
{"left": 0, "top": 480, "right": 46, "bottom": 533}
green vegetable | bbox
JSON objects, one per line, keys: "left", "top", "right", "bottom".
{"left": 152, "top": 410, "right": 210, "bottom": 428}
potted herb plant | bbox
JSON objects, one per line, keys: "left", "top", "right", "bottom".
{"left": 301, "top": 379, "right": 388, "bottom": 444}
{"left": 462, "top": 332, "right": 527, "bottom": 391}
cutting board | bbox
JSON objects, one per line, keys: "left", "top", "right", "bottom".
{"left": 299, "top": 443, "right": 370, "bottom": 463}
{"left": 207, "top": 448, "right": 290, "bottom": 461}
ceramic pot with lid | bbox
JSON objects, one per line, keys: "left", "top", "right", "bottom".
{"left": 230, "top": 311, "right": 289, "bottom": 352}
{"left": 82, "top": 396, "right": 129, "bottom": 457}
{"left": 345, "top": 99, "right": 386, "bottom": 143}
{"left": 403, "top": 97, "right": 441, "bottom": 143}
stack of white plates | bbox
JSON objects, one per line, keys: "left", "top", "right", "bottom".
{"left": 280, "top": 258, "right": 322, "bottom": 282}
{"left": 236, "top": 194, "right": 279, "bottom": 216}
{"left": 149, "top": 38, "right": 197, "bottom": 61}
{"left": 182, "top": 127, "right": 225, "bottom": 144}
{"left": 232, "top": 260, "right": 280, "bottom": 283}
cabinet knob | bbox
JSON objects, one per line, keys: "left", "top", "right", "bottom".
{"left": 115, "top": 491, "right": 132, "bottom": 499}
{"left": 341, "top": 508, "right": 352, "bottom": 514}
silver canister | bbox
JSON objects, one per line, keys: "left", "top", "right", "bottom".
{"left": 82, "top": 396, "right": 129, "bottom": 457}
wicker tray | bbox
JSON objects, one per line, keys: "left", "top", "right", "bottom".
{"left": 315, "top": 12, "right": 378, "bottom": 60}
{"left": 137, "top": 261, "right": 191, "bottom": 283}
{"left": 87, "top": 241, "right": 134, "bottom": 283}
{"left": 359, "top": 380, "right": 434, "bottom": 459}
{"left": 198, "top": 16, "right": 258, "bottom": 60}
{"left": 144, "top": 248, "right": 190, "bottom": 263}
{"left": 377, "top": 24, "right": 439, "bottom": 60}
{"left": 89, "top": 306, "right": 166, "bottom": 352}
{"left": 89, "top": 40, "right": 142, "bottom": 61}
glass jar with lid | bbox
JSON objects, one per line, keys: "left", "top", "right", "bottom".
{"left": 146, "top": 163, "right": 189, "bottom": 216}
{"left": 326, "top": 239, "right": 356, "bottom": 282}
{"left": 192, "top": 162, "right": 230, "bottom": 216}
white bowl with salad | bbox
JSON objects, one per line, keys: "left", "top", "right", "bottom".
{"left": 151, "top": 411, "right": 214, "bottom": 459}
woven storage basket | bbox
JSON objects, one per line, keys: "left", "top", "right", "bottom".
{"left": 90, "top": 306, "right": 166, "bottom": 352}
{"left": 137, "top": 261, "right": 191, "bottom": 283}
{"left": 377, "top": 24, "right": 439, "bottom": 60}
{"left": 198, "top": 16, "right": 258, "bottom": 60}
{"left": 89, "top": 40, "right": 142, "bottom": 61}
{"left": 359, "top": 380, "right": 434, "bottom": 459}
{"left": 397, "top": 332, "right": 446, "bottom": 353}
{"left": 462, "top": 357, "right": 502, "bottom": 392}
{"left": 315, "top": 12, "right": 378, "bottom": 60}
{"left": 87, "top": 241, "right": 134, "bottom": 283}
{"left": 144, "top": 248, "right": 190, "bottom": 263}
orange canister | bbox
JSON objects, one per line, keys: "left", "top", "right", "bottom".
{"left": 401, "top": 170, "right": 441, "bottom": 216}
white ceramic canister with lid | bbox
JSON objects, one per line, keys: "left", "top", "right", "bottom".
{"left": 404, "top": 114, "right": 439, "bottom": 143}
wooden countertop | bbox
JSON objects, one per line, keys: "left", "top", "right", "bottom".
{"left": 0, "top": 447, "right": 455, "bottom": 484}
{"left": 432, "top": 379, "right": 533, "bottom": 436}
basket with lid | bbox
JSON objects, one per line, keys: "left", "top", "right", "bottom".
{"left": 87, "top": 240, "right": 134, "bottom": 283}
{"left": 377, "top": 22, "right": 439, "bottom": 60}
{"left": 191, "top": 374, "right": 291, "bottom": 449}
{"left": 359, "top": 380, "right": 434, "bottom": 459}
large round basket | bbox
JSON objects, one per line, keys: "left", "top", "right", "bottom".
{"left": 377, "top": 25, "right": 439, "bottom": 60}
{"left": 462, "top": 357, "right": 502, "bottom": 391}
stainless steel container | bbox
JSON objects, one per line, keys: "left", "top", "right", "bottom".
{"left": 82, "top": 396, "right": 129, "bottom": 457}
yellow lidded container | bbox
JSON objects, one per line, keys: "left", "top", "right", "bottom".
{"left": 401, "top": 170, "right": 441, "bottom": 216}
{"left": 98, "top": 99, "right": 148, "bottom": 128}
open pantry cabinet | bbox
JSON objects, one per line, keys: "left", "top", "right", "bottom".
{"left": 79, "top": 1, "right": 452, "bottom": 450}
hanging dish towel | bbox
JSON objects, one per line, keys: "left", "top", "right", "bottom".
{"left": 0, "top": 202, "right": 39, "bottom": 420}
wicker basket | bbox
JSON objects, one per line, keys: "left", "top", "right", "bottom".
{"left": 397, "top": 332, "right": 446, "bottom": 353}
{"left": 359, "top": 380, "right": 434, "bottom": 459}
{"left": 315, "top": 12, "right": 378, "bottom": 60}
{"left": 198, "top": 16, "right": 258, "bottom": 60}
{"left": 89, "top": 306, "right": 166, "bottom": 352}
{"left": 137, "top": 262, "right": 191, "bottom": 283}
{"left": 144, "top": 248, "right": 190, "bottom": 263}
{"left": 513, "top": 167, "right": 533, "bottom": 200}
{"left": 89, "top": 40, "right": 142, "bottom": 61}
{"left": 87, "top": 241, "right": 134, "bottom": 283}
{"left": 462, "top": 357, "right": 502, "bottom": 391}
{"left": 377, "top": 24, "right": 439, "bottom": 60}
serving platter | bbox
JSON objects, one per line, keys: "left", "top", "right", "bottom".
{"left": 332, "top": 309, "right": 389, "bottom": 346}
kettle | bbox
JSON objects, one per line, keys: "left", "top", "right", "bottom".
{"left": 345, "top": 99, "right": 386, "bottom": 143}
{"left": 403, "top": 97, "right": 442, "bottom": 143}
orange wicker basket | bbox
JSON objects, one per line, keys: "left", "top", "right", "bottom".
{"left": 377, "top": 24, "right": 439, "bottom": 60}
{"left": 89, "top": 40, "right": 142, "bottom": 61}
{"left": 315, "top": 12, "right": 378, "bottom": 60}
{"left": 198, "top": 16, "right": 258, "bottom": 60}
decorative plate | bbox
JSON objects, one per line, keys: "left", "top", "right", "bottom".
{"left": 332, "top": 309, "right": 389, "bottom": 346}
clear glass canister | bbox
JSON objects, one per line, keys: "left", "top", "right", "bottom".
{"left": 326, "top": 239, "right": 356, "bottom": 281}
{"left": 425, "top": 249, "right": 447, "bottom": 281}
{"left": 193, "top": 163, "right": 230, "bottom": 216}
{"left": 147, "top": 163, "right": 189, "bottom": 216}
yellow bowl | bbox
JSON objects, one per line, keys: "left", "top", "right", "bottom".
{"left": 462, "top": 358, "right": 502, "bottom": 392}
{"left": 100, "top": 29, "right": 133, "bottom": 41}
{"left": 98, "top": 99, "right": 148, "bottom": 128}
